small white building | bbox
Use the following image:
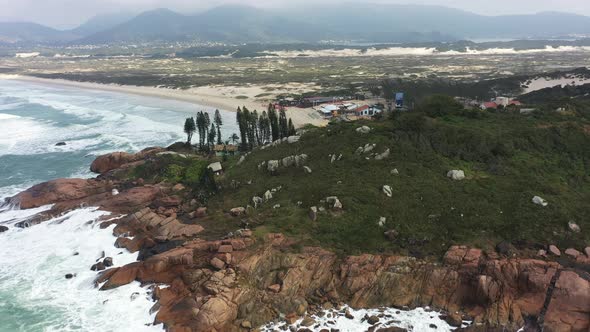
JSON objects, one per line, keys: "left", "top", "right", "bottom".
{"left": 494, "top": 97, "right": 511, "bottom": 106}
{"left": 355, "top": 105, "right": 383, "bottom": 117}
{"left": 207, "top": 162, "right": 223, "bottom": 175}
{"left": 319, "top": 104, "right": 340, "bottom": 116}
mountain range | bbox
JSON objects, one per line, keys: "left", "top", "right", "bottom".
{"left": 2, "top": 4, "right": 590, "bottom": 45}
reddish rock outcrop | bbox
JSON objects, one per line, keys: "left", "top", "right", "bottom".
{"left": 98, "top": 237, "right": 589, "bottom": 332}
{"left": 90, "top": 147, "right": 164, "bottom": 174}
{"left": 8, "top": 149, "right": 589, "bottom": 332}
{"left": 9, "top": 178, "right": 109, "bottom": 209}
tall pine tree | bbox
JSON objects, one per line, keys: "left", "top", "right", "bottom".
{"left": 183, "top": 117, "right": 196, "bottom": 145}
{"left": 196, "top": 112, "right": 206, "bottom": 150}
{"left": 208, "top": 123, "right": 216, "bottom": 149}
{"left": 288, "top": 118, "right": 296, "bottom": 136}
{"left": 236, "top": 107, "right": 248, "bottom": 151}
{"left": 214, "top": 109, "right": 223, "bottom": 145}
{"left": 278, "top": 109, "right": 288, "bottom": 138}
{"left": 268, "top": 104, "right": 280, "bottom": 141}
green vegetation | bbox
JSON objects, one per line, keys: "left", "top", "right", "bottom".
{"left": 126, "top": 154, "right": 211, "bottom": 190}
{"left": 205, "top": 99, "right": 589, "bottom": 257}
{"left": 235, "top": 105, "right": 296, "bottom": 151}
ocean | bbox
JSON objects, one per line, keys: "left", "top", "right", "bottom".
{"left": 0, "top": 79, "right": 237, "bottom": 332}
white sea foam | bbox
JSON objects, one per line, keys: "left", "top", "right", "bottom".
{"left": 260, "top": 305, "right": 468, "bottom": 331}
{"left": 0, "top": 79, "right": 238, "bottom": 157}
{"left": 0, "top": 207, "right": 164, "bottom": 332}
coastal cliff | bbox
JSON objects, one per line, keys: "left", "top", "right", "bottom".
{"left": 5, "top": 146, "right": 589, "bottom": 332}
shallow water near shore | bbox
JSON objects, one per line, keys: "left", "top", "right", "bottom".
{"left": 0, "top": 79, "right": 238, "bottom": 331}
{"left": 0, "top": 79, "right": 238, "bottom": 190}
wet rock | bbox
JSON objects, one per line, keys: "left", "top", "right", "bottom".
{"left": 367, "top": 315, "right": 380, "bottom": 325}
{"left": 103, "top": 257, "right": 113, "bottom": 267}
{"left": 9, "top": 178, "right": 107, "bottom": 210}
{"left": 65, "top": 273, "right": 75, "bottom": 279}
{"left": 300, "top": 316, "right": 316, "bottom": 327}
{"left": 375, "top": 328, "right": 407, "bottom": 332}
{"left": 55, "top": 142, "right": 66, "bottom": 146}
{"left": 99, "top": 264, "right": 139, "bottom": 290}
{"left": 91, "top": 262, "right": 106, "bottom": 271}
{"left": 444, "top": 312, "right": 462, "bottom": 327}
{"left": 447, "top": 170, "right": 465, "bottom": 181}
{"left": 0, "top": 226, "right": 8, "bottom": 233}
{"left": 345, "top": 310, "right": 354, "bottom": 319}
{"left": 130, "top": 292, "right": 140, "bottom": 301}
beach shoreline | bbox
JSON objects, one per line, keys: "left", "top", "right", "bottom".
{"left": 2, "top": 75, "right": 329, "bottom": 128}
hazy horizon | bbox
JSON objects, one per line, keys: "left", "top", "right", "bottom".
{"left": 1, "top": 0, "right": 590, "bottom": 30}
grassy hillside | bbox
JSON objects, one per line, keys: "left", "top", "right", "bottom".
{"left": 131, "top": 102, "right": 590, "bottom": 258}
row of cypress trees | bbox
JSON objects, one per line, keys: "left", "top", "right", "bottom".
{"left": 183, "top": 109, "right": 224, "bottom": 150}
{"left": 184, "top": 104, "right": 296, "bottom": 152}
{"left": 236, "top": 104, "right": 295, "bottom": 151}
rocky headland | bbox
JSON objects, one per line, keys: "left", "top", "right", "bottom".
{"left": 2, "top": 145, "right": 588, "bottom": 332}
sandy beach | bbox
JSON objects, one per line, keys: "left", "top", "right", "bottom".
{"left": 2, "top": 75, "right": 329, "bottom": 128}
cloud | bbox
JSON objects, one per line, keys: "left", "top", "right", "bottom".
{"left": 0, "top": 0, "right": 589, "bottom": 29}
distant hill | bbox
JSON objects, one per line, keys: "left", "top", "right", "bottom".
{"left": 70, "top": 12, "right": 134, "bottom": 37}
{"left": 0, "top": 22, "right": 76, "bottom": 43}
{"left": 3, "top": 5, "right": 590, "bottom": 45}
{"left": 78, "top": 5, "right": 590, "bottom": 44}
{"left": 79, "top": 6, "right": 327, "bottom": 44}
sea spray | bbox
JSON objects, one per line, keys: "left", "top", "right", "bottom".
{"left": 0, "top": 207, "right": 164, "bottom": 332}
{"left": 260, "top": 305, "right": 467, "bottom": 331}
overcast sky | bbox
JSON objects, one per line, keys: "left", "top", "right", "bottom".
{"left": 1, "top": 0, "right": 590, "bottom": 29}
